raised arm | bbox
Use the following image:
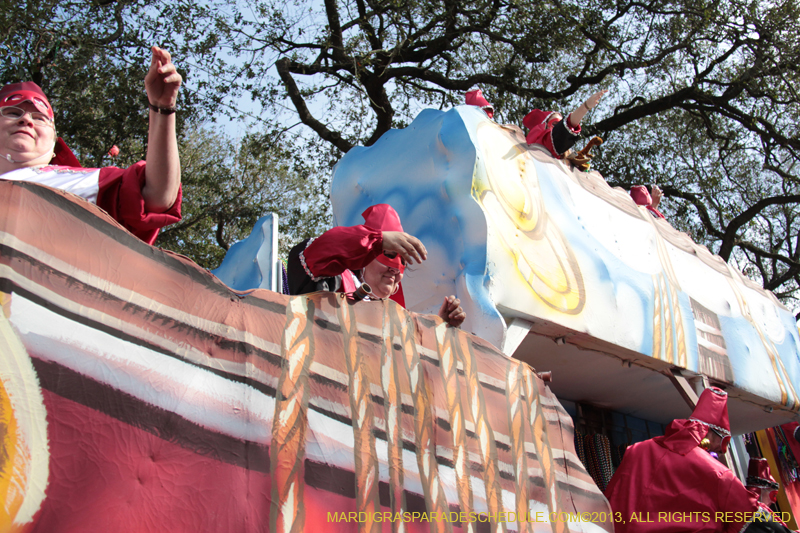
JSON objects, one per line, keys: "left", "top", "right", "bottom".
{"left": 568, "top": 89, "right": 608, "bottom": 129}
{"left": 650, "top": 185, "right": 663, "bottom": 209}
{"left": 142, "top": 46, "right": 182, "bottom": 212}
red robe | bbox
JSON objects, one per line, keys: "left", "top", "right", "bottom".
{"left": 604, "top": 419, "right": 758, "bottom": 532}
{"left": 522, "top": 109, "right": 582, "bottom": 158}
{"left": 1, "top": 163, "right": 182, "bottom": 245}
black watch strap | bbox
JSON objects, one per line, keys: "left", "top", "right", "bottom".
{"left": 149, "top": 102, "right": 177, "bottom": 115}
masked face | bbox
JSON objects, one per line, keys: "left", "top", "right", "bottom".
{"left": 362, "top": 258, "right": 404, "bottom": 298}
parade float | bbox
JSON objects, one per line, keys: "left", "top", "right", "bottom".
{"left": 329, "top": 105, "right": 799, "bottom": 427}
{"left": 2, "top": 102, "right": 800, "bottom": 532}
{"left": 326, "top": 105, "right": 800, "bottom": 513}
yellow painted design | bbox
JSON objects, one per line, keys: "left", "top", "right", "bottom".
{"left": 0, "top": 376, "right": 23, "bottom": 530}
{"left": 726, "top": 267, "right": 799, "bottom": 410}
{"left": 0, "top": 291, "right": 49, "bottom": 532}
{"left": 640, "top": 210, "right": 689, "bottom": 368}
{"left": 474, "top": 123, "right": 585, "bottom": 315}
{"left": 652, "top": 276, "right": 663, "bottom": 362}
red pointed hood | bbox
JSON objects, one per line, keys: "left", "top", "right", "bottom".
{"left": 746, "top": 458, "right": 779, "bottom": 491}
{"left": 630, "top": 185, "right": 652, "bottom": 206}
{"left": 689, "top": 387, "right": 731, "bottom": 453}
{"left": 361, "top": 204, "right": 406, "bottom": 276}
{"left": 655, "top": 387, "right": 732, "bottom": 455}
{"left": 51, "top": 137, "right": 82, "bottom": 167}
{"left": 630, "top": 185, "right": 666, "bottom": 219}
{"left": 465, "top": 89, "right": 494, "bottom": 119}
{"left": 690, "top": 387, "right": 731, "bottom": 436}
{"left": 656, "top": 419, "right": 709, "bottom": 455}
{"left": 522, "top": 109, "right": 556, "bottom": 131}
{"left": 362, "top": 203, "right": 403, "bottom": 233}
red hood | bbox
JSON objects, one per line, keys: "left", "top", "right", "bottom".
{"left": 654, "top": 419, "right": 708, "bottom": 455}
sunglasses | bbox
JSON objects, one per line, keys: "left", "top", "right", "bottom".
{"left": 382, "top": 251, "right": 407, "bottom": 266}
{"left": 0, "top": 105, "right": 54, "bottom": 127}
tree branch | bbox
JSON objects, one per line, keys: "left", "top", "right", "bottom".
{"left": 276, "top": 58, "right": 354, "bottom": 153}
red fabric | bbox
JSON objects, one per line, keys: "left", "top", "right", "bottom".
{"left": 785, "top": 479, "right": 800, "bottom": 524}
{"left": 51, "top": 137, "right": 82, "bottom": 167}
{"left": 522, "top": 109, "right": 556, "bottom": 130}
{"left": 340, "top": 269, "right": 357, "bottom": 293}
{"left": 97, "top": 162, "right": 182, "bottom": 245}
{"left": 522, "top": 109, "right": 580, "bottom": 158}
{"left": 375, "top": 252, "right": 405, "bottom": 274}
{"left": 33, "top": 389, "right": 272, "bottom": 533}
{"left": 303, "top": 225, "right": 384, "bottom": 278}
{"left": 604, "top": 418, "right": 758, "bottom": 532}
{"left": 692, "top": 388, "right": 730, "bottom": 432}
{"left": 691, "top": 387, "right": 731, "bottom": 453}
{"left": 630, "top": 186, "right": 666, "bottom": 219}
{"left": 748, "top": 458, "right": 780, "bottom": 488}
{"left": 630, "top": 185, "right": 652, "bottom": 206}
{"left": 656, "top": 418, "right": 709, "bottom": 455}
{"left": 465, "top": 89, "right": 494, "bottom": 118}
{"left": 0, "top": 81, "right": 54, "bottom": 118}
{"left": 362, "top": 203, "right": 403, "bottom": 232}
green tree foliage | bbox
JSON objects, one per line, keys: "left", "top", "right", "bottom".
{"left": 0, "top": 0, "right": 207, "bottom": 166}
{"left": 156, "top": 126, "right": 329, "bottom": 269}
{"left": 1, "top": 0, "right": 329, "bottom": 267}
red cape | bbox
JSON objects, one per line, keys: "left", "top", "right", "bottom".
{"left": 604, "top": 419, "right": 757, "bottom": 532}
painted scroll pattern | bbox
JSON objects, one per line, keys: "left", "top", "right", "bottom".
{"left": 394, "top": 306, "right": 453, "bottom": 533}
{"left": 506, "top": 360, "right": 531, "bottom": 533}
{"left": 473, "top": 129, "right": 586, "bottom": 316}
{"left": 456, "top": 334, "right": 507, "bottom": 533}
{"left": 523, "top": 365, "right": 569, "bottom": 533}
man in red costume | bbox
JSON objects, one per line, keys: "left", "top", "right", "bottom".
{"left": 522, "top": 89, "right": 607, "bottom": 158}
{"left": 745, "top": 458, "right": 797, "bottom": 533}
{"left": 287, "top": 203, "right": 466, "bottom": 327}
{"left": 604, "top": 387, "right": 759, "bottom": 532}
